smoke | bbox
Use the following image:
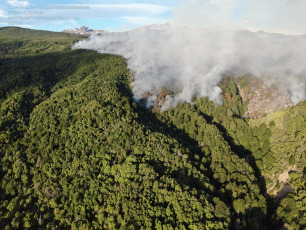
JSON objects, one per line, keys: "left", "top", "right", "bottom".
{"left": 171, "top": 0, "right": 306, "bottom": 35}
{"left": 73, "top": 25, "right": 306, "bottom": 109}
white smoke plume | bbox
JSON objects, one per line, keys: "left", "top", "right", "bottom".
{"left": 171, "top": 0, "right": 306, "bottom": 35}
{"left": 73, "top": 24, "right": 305, "bottom": 109}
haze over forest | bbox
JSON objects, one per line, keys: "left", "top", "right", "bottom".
{"left": 74, "top": 24, "right": 306, "bottom": 109}
{"left": 0, "top": 0, "right": 305, "bottom": 229}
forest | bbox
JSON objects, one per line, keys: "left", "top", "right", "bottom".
{"left": 0, "top": 27, "right": 305, "bottom": 229}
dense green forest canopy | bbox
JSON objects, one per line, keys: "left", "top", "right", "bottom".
{"left": 0, "top": 27, "right": 305, "bottom": 229}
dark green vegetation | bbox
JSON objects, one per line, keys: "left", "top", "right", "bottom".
{"left": 0, "top": 27, "right": 305, "bottom": 229}
{"left": 0, "top": 26, "right": 88, "bottom": 57}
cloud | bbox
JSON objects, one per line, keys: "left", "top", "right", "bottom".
{"left": 171, "top": 0, "right": 306, "bottom": 35}
{"left": 7, "top": 0, "right": 29, "bottom": 6}
{"left": 123, "top": 16, "right": 168, "bottom": 26}
{"left": 0, "top": 3, "right": 168, "bottom": 30}
{"left": 0, "top": 9, "right": 6, "bottom": 18}
{"left": 284, "top": 0, "right": 303, "bottom": 5}
{"left": 88, "top": 4, "right": 168, "bottom": 17}
{"left": 73, "top": 25, "right": 306, "bottom": 109}
{"left": 35, "top": 4, "right": 168, "bottom": 19}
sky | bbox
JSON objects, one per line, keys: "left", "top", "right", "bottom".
{"left": 0, "top": 0, "right": 305, "bottom": 34}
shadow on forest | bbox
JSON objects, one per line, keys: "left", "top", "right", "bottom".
{"left": 0, "top": 49, "right": 100, "bottom": 99}
{"left": 115, "top": 79, "right": 273, "bottom": 229}
{"left": 197, "top": 110, "right": 284, "bottom": 229}
{"left": 116, "top": 77, "right": 220, "bottom": 190}
{"left": 197, "top": 111, "right": 267, "bottom": 193}
{"left": 0, "top": 46, "right": 284, "bottom": 228}
{"left": 196, "top": 111, "right": 284, "bottom": 229}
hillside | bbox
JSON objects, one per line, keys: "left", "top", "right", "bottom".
{"left": 235, "top": 75, "right": 293, "bottom": 118}
{"left": 0, "top": 27, "right": 88, "bottom": 58}
{"left": 0, "top": 27, "right": 305, "bottom": 230}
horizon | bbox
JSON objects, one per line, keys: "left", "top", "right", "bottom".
{"left": 3, "top": 24, "right": 306, "bottom": 38}
{"left": 0, "top": 0, "right": 306, "bottom": 35}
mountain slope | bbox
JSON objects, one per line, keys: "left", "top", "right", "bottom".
{"left": 0, "top": 27, "right": 304, "bottom": 230}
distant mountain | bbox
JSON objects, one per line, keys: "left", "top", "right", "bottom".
{"left": 62, "top": 26, "right": 105, "bottom": 35}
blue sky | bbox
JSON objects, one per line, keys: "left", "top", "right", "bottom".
{"left": 0, "top": 0, "right": 305, "bottom": 34}
{"left": 0, "top": 0, "right": 174, "bottom": 31}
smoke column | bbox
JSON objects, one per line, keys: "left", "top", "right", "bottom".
{"left": 73, "top": 25, "right": 306, "bottom": 109}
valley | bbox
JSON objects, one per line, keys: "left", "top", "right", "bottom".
{"left": 0, "top": 27, "right": 305, "bottom": 230}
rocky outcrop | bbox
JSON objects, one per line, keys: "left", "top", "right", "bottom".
{"left": 62, "top": 26, "right": 104, "bottom": 35}
{"left": 236, "top": 75, "right": 292, "bottom": 118}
